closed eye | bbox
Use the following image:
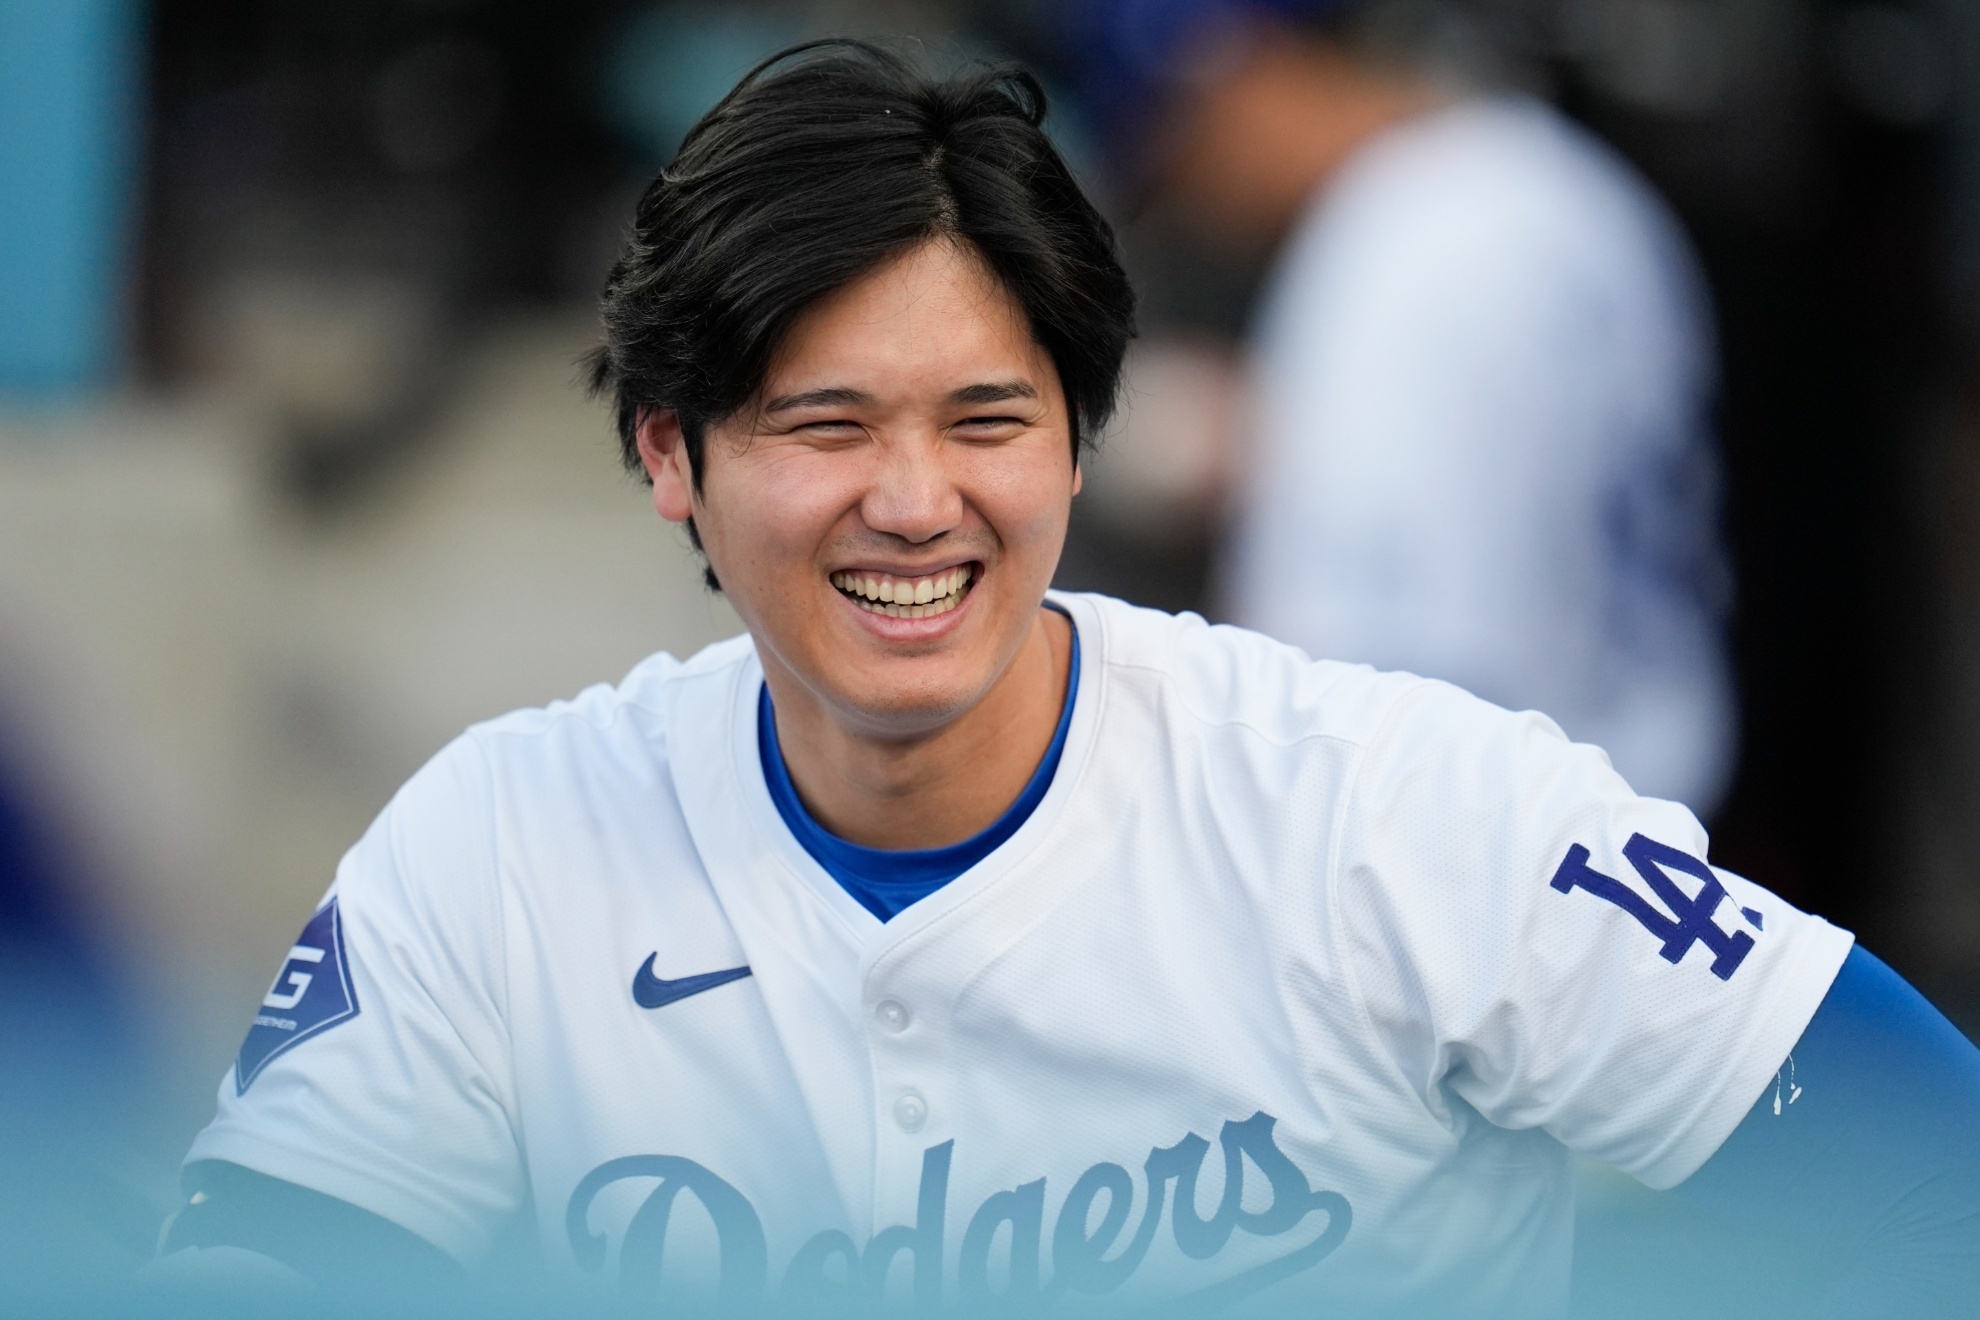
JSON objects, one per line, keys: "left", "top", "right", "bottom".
{"left": 790, "top": 417, "right": 868, "bottom": 441}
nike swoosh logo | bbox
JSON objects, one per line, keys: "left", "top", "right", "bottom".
{"left": 631, "top": 953, "right": 752, "bottom": 1010}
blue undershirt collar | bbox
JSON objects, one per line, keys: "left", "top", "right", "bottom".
{"left": 758, "top": 609, "right": 1080, "bottom": 922}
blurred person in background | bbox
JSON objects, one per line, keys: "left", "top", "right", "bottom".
{"left": 1063, "top": 0, "right": 1735, "bottom": 819}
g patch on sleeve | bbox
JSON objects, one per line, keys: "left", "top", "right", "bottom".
{"left": 235, "top": 898, "right": 360, "bottom": 1094}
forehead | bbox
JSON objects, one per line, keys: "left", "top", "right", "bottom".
{"left": 762, "top": 239, "right": 1051, "bottom": 396}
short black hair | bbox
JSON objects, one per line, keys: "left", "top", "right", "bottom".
{"left": 587, "top": 38, "right": 1137, "bottom": 487}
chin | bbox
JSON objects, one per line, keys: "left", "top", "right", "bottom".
{"left": 826, "top": 657, "right": 990, "bottom": 738}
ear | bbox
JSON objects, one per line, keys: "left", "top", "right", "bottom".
{"left": 634, "top": 408, "right": 696, "bottom": 523}
{"left": 1071, "top": 460, "right": 1083, "bottom": 498}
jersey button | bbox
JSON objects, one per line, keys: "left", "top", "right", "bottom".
{"left": 893, "top": 1091, "right": 928, "bottom": 1132}
{"left": 875, "top": 999, "right": 910, "bottom": 1032}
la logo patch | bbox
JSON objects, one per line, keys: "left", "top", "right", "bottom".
{"left": 1549, "top": 834, "right": 1759, "bottom": 980}
{"left": 235, "top": 897, "right": 360, "bottom": 1093}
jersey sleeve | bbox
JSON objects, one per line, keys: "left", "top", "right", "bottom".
{"left": 1331, "top": 680, "right": 1853, "bottom": 1189}
{"left": 184, "top": 730, "right": 523, "bottom": 1262}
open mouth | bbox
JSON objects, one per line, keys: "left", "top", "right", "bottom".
{"left": 830, "top": 564, "right": 975, "bottom": 619}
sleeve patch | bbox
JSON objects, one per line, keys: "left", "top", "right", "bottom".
{"left": 1548, "top": 834, "right": 1758, "bottom": 980}
{"left": 234, "top": 897, "right": 361, "bottom": 1094}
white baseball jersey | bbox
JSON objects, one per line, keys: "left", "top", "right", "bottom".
{"left": 1223, "top": 96, "right": 1737, "bottom": 818}
{"left": 187, "top": 591, "right": 1850, "bottom": 1315}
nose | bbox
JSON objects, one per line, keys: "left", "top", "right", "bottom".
{"left": 859, "top": 436, "right": 964, "bottom": 545}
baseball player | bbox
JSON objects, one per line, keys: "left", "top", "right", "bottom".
{"left": 161, "top": 40, "right": 1980, "bottom": 1317}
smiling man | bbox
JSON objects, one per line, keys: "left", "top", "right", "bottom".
{"left": 162, "top": 40, "right": 1980, "bottom": 1318}
{"left": 641, "top": 237, "right": 1082, "bottom": 868}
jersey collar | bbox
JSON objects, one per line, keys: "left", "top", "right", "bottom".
{"left": 663, "top": 592, "right": 1110, "bottom": 963}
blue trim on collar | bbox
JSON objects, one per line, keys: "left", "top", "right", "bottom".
{"left": 757, "top": 610, "right": 1080, "bottom": 922}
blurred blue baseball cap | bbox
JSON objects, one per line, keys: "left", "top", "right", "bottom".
{"left": 1045, "top": 0, "right": 1362, "bottom": 153}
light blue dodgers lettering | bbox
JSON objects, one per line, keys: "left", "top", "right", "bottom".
{"left": 566, "top": 1154, "right": 768, "bottom": 1304}
{"left": 566, "top": 1111, "right": 1351, "bottom": 1308}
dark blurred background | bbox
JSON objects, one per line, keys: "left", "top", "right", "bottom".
{"left": 3, "top": 0, "right": 1978, "bottom": 1300}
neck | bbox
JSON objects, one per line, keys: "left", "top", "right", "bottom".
{"left": 763, "top": 607, "right": 1074, "bottom": 850}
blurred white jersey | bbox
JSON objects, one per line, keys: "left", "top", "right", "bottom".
{"left": 1223, "top": 96, "right": 1735, "bottom": 816}
{"left": 187, "top": 593, "right": 1844, "bottom": 1315}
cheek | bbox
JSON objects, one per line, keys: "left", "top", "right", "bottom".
{"left": 699, "top": 454, "right": 858, "bottom": 583}
{"left": 963, "top": 447, "right": 1076, "bottom": 560}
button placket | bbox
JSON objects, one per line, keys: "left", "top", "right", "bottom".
{"left": 872, "top": 997, "right": 926, "bottom": 1135}
{"left": 892, "top": 1090, "right": 928, "bottom": 1132}
{"left": 865, "top": 954, "right": 957, "bottom": 1236}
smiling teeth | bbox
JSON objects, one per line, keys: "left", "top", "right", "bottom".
{"left": 830, "top": 565, "right": 974, "bottom": 618}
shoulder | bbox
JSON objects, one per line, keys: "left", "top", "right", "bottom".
{"left": 367, "top": 633, "right": 757, "bottom": 870}
{"left": 1071, "top": 592, "right": 1606, "bottom": 808}
{"left": 463, "top": 632, "right": 753, "bottom": 753}
{"left": 1069, "top": 591, "right": 1476, "bottom": 750}
{"left": 1286, "top": 97, "right": 1694, "bottom": 309}
{"left": 315, "top": 633, "right": 758, "bottom": 982}
{"left": 438, "top": 632, "right": 755, "bottom": 788}
{"left": 1340, "top": 98, "right": 1664, "bottom": 234}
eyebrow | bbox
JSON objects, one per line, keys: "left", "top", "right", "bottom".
{"left": 950, "top": 380, "right": 1037, "bottom": 406}
{"left": 762, "top": 386, "right": 874, "bottom": 414}
{"left": 761, "top": 380, "right": 1039, "bottom": 414}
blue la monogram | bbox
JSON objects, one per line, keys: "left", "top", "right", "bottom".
{"left": 566, "top": 1111, "right": 1350, "bottom": 1309}
{"left": 1549, "top": 833, "right": 1759, "bottom": 980}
